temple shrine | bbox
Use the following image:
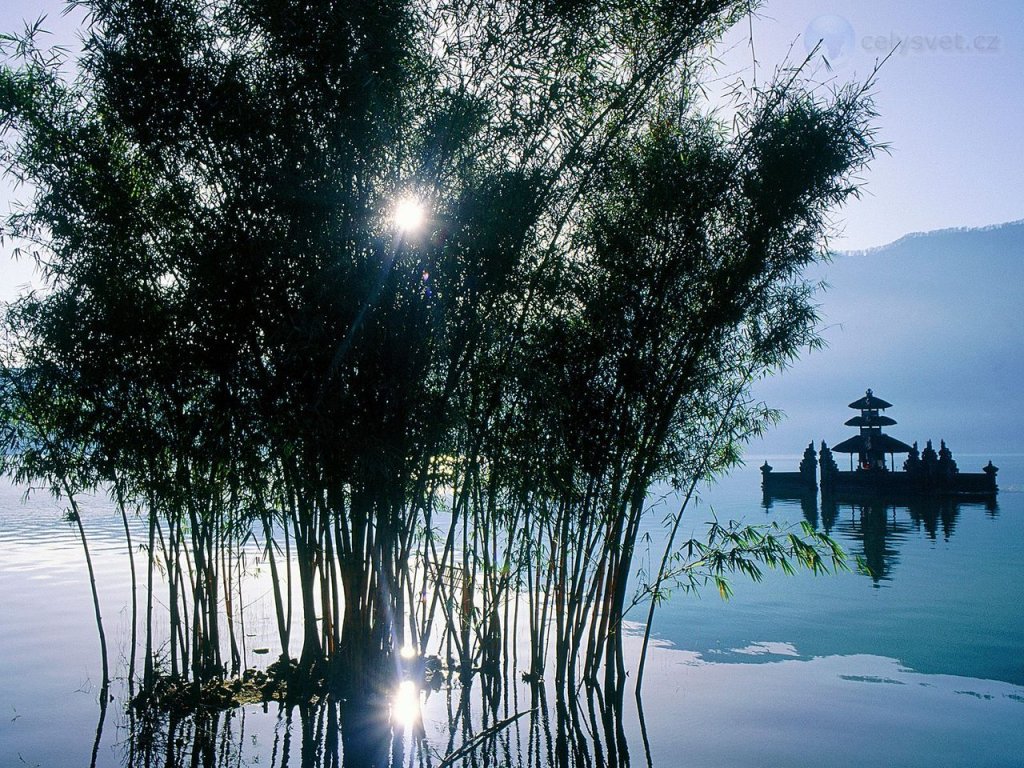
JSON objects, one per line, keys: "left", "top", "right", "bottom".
{"left": 761, "top": 389, "right": 998, "bottom": 498}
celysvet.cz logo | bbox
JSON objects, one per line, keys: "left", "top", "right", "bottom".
{"left": 804, "top": 15, "right": 1001, "bottom": 65}
{"left": 803, "top": 15, "right": 857, "bottom": 65}
{"left": 862, "top": 31, "right": 1000, "bottom": 55}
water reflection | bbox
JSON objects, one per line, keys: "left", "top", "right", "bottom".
{"left": 763, "top": 489, "right": 1000, "bottom": 584}
{"left": 3, "top": 473, "right": 1021, "bottom": 767}
{"left": 126, "top": 700, "right": 374, "bottom": 768}
{"left": 116, "top": 677, "right": 649, "bottom": 768}
{"left": 761, "top": 489, "right": 822, "bottom": 531}
{"left": 392, "top": 680, "right": 421, "bottom": 729}
{"left": 832, "top": 502, "right": 910, "bottom": 584}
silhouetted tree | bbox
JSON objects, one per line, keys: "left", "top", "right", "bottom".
{"left": 1, "top": 0, "right": 878, "bottom": 701}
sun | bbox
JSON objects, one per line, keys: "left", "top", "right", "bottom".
{"left": 393, "top": 196, "right": 427, "bottom": 233}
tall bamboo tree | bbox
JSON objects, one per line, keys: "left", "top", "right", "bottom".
{"left": 1, "top": 0, "right": 880, "bottom": 701}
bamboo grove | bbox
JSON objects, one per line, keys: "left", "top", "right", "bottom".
{"left": 0, "top": 0, "right": 876, "bottom": 710}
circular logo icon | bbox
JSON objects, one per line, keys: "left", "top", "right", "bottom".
{"left": 804, "top": 15, "right": 856, "bottom": 67}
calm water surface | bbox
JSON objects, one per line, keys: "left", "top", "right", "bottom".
{"left": 1, "top": 456, "right": 1022, "bottom": 767}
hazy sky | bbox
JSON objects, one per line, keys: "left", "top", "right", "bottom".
{"left": 1, "top": 1, "right": 1021, "bottom": 283}
{"left": 713, "top": 1, "right": 1024, "bottom": 250}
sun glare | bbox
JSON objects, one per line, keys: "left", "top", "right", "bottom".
{"left": 392, "top": 680, "right": 421, "bottom": 728}
{"left": 393, "top": 197, "right": 426, "bottom": 233}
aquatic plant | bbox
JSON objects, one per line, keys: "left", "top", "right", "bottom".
{"left": 0, "top": 0, "right": 878, "bottom": 711}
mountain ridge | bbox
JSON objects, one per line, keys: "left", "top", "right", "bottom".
{"left": 750, "top": 218, "right": 1024, "bottom": 457}
{"left": 842, "top": 219, "right": 1024, "bottom": 258}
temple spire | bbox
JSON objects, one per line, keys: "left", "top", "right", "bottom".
{"left": 832, "top": 389, "right": 913, "bottom": 470}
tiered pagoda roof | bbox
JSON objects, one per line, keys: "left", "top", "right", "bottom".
{"left": 832, "top": 389, "right": 913, "bottom": 460}
{"left": 847, "top": 391, "right": 893, "bottom": 410}
{"left": 832, "top": 433, "right": 914, "bottom": 454}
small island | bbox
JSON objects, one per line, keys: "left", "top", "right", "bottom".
{"left": 762, "top": 389, "right": 999, "bottom": 499}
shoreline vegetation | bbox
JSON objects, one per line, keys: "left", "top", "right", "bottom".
{"left": 1, "top": 0, "right": 877, "bottom": 762}
{"left": 132, "top": 654, "right": 448, "bottom": 715}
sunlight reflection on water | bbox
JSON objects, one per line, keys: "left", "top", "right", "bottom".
{"left": 392, "top": 680, "right": 421, "bottom": 729}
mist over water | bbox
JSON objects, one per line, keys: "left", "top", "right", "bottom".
{"left": 750, "top": 221, "right": 1024, "bottom": 457}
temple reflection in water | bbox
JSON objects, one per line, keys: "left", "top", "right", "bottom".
{"left": 763, "top": 478, "right": 999, "bottom": 585}
{"left": 760, "top": 388, "right": 1000, "bottom": 583}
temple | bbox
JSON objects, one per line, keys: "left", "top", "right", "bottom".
{"left": 762, "top": 389, "right": 998, "bottom": 499}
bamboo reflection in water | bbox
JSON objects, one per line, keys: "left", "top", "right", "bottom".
{"left": 119, "top": 675, "right": 648, "bottom": 768}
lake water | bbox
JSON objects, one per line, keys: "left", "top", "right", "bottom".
{"left": 1, "top": 456, "right": 1022, "bottom": 767}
